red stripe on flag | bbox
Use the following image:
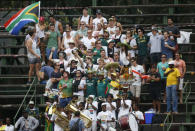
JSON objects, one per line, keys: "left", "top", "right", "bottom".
{"left": 4, "top": 8, "right": 25, "bottom": 28}
{"left": 132, "top": 69, "right": 149, "bottom": 79}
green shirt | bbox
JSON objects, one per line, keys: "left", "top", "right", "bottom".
{"left": 100, "top": 38, "right": 108, "bottom": 46}
{"left": 47, "top": 31, "right": 61, "bottom": 49}
{"left": 86, "top": 78, "right": 97, "bottom": 97}
{"left": 136, "top": 35, "right": 149, "bottom": 56}
{"left": 58, "top": 79, "right": 73, "bottom": 98}
{"left": 97, "top": 79, "right": 109, "bottom": 98}
{"left": 92, "top": 47, "right": 103, "bottom": 64}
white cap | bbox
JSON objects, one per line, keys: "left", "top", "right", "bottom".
{"left": 101, "top": 103, "right": 107, "bottom": 106}
{"left": 168, "top": 61, "right": 175, "bottom": 65}
{"left": 73, "top": 92, "right": 80, "bottom": 96}
{"left": 89, "top": 95, "right": 95, "bottom": 99}
{"left": 29, "top": 101, "right": 34, "bottom": 105}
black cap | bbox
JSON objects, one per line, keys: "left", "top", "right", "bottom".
{"left": 96, "top": 9, "right": 102, "bottom": 14}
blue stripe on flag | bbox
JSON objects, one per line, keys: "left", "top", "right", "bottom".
{"left": 10, "top": 20, "right": 35, "bottom": 35}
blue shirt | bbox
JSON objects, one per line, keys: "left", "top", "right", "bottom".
{"left": 161, "top": 39, "right": 175, "bottom": 59}
{"left": 69, "top": 118, "right": 85, "bottom": 131}
{"left": 40, "top": 66, "right": 54, "bottom": 78}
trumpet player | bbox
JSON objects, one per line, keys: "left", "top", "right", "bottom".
{"left": 85, "top": 95, "right": 98, "bottom": 131}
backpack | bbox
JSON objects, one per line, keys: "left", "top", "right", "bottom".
{"left": 70, "top": 118, "right": 80, "bottom": 131}
{"left": 152, "top": 114, "right": 164, "bottom": 124}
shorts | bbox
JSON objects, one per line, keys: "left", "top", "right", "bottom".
{"left": 28, "top": 58, "right": 40, "bottom": 64}
{"left": 150, "top": 53, "right": 161, "bottom": 64}
{"left": 150, "top": 86, "right": 161, "bottom": 101}
{"left": 137, "top": 56, "right": 148, "bottom": 65}
{"left": 130, "top": 85, "right": 141, "bottom": 98}
{"left": 179, "top": 78, "right": 184, "bottom": 90}
{"left": 161, "top": 79, "right": 166, "bottom": 92}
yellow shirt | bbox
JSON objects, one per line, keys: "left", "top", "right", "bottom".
{"left": 165, "top": 67, "right": 180, "bottom": 87}
{"left": 0, "top": 125, "right": 6, "bottom": 130}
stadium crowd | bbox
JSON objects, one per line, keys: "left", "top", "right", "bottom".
{"left": 0, "top": 8, "right": 186, "bottom": 131}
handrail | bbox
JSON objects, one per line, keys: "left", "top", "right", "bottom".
{"left": 13, "top": 77, "right": 36, "bottom": 123}
{"left": 25, "top": 83, "right": 37, "bottom": 109}
{"left": 184, "top": 80, "right": 191, "bottom": 103}
{"left": 166, "top": 115, "right": 173, "bottom": 131}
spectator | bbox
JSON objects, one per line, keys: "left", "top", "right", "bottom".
{"left": 132, "top": 104, "right": 144, "bottom": 124}
{"left": 72, "top": 70, "right": 86, "bottom": 101}
{"left": 39, "top": 60, "right": 54, "bottom": 83}
{"left": 58, "top": 71, "right": 73, "bottom": 107}
{"left": 106, "top": 94, "right": 116, "bottom": 128}
{"left": 97, "top": 71, "right": 109, "bottom": 98}
{"left": 78, "top": 7, "right": 93, "bottom": 29}
{"left": 119, "top": 43, "right": 130, "bottom": 66}
{"left": 164, "top": 61, "right": 180, "bottom": 114}
{"left": 85, "top": 70, "right": 97, "bottom": 97}
{"left": 107, "top": 18, "right": 116, "bottom": 35}
{"left": 97, "top": 103, "right": 115, "bottom": 131}
{"left": 146, "top": 65, "right": 161, "bottom": 113}
{"left": 36, "top": 16, "right": 46, "bottom": 65}
{"left": 26, "top": 27, "right": 41, "bottom": 84}
{"left": 161, "top": 31, "right": 176, "bottom": 61}
{"left": 84, "top": 56, "right": 98, "bottom": 72}
{"left": 111, "top": 15, "right": 123, "bottom": 32}
{"left": 148, "top": 27, "right": 163, "bottom": 65}
{"left": 61, "top": 29, "right": 74, "bottom": 50}
{"left": 64, "top": 42, "right": 77, "bottom": 61}
{"left": 157, "top": 54, "right": 169, "bottom": 103}
{"left": 26, "top": 101, "right": 39, "bottom": 119}
{"left": 45, "top": 23, "right": 61, "bottom": 59}
{"left": 5, "top": 117, "right": 14, "bottom": 131}
{"left": 125, "top": 30, "right": 137, "bottom": 59}
{"left": 49, "top": 50, "right": 68, "bottom": 72}
{"left": 49, "top": 15, "right": 63, "bottom": 35}
{"left": 174, "top": 52, "right": 186, "bottom": 104}
{"left": 93, "top": 23, "right": 104, "bottom": 38}
{"left": 15, "top": 110, "right": 39, "bottom": 131}
{"left": 69, "top": 111, "right": 85, "bottom": 131}
{"left": 92, "top": 40, "right": 103, "bottom": 64}
{"left": 93, "top": 9, "right": 107, "bottom": 31}
{"left": 81, "top": 29, "right": 96, "bottom": 50}
{"left": 97, "top": 50, "right": 113, "bottom": 64}
{"left": 99, "top": 30, "right": 109, "bottom": 46}
{"left": 136, "top": 27, "right": 149, "bottom": 71}
{"left": 85, "top": 95, "right": 98, "bottom": 131}
{"left": 77, "top": 21, "right": 88, "bottom": 37}
{"left": 130, "top": 58, "right": 145, "bottom": 104}
{"left": 107, "top": 40, "right": 115, "bottom": 58}
{"left": 112, "top": 26, "right": 126, "bottom": 45}
{"left": 165, "top": 18, "right": 180, "bottom": 48}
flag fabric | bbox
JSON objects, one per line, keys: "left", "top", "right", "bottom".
{"left": 4, "top": 1, "right": 40, "bottom": 35}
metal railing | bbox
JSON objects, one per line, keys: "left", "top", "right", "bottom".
{"left": 13, "top": 77, "right": 37, "bottom": 123}
{"left": 163, "top": 80, "right": 190, "bottom": 131}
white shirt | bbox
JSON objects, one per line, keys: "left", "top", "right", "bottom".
{"left": 118, "top": 100, "right": 132, "bottom": 118}
{"left": 36, "top": 24, "right": 45, "bottom": 38}
{"left": 80, "top": 15, "right": 90, "bottom": 25}
{"left": 128, "top": 39, "right": 137, "bottom": 58}
{"left": 83, "top": 63, "right": 98, "bottom": 72}
{"left": 106, "top": 102, "right": 116, "bottom": 119}
{"left": 93, "top": 17, "right": 107, "bottom": 31}
{"left": 149, "top": 34, "right": 163, "bottom": 54}
{"left": 85, "top": 101, "right": 98, "bottom": 121}
{"left": 132, "top": 111, "right": 144, "bottom": 124}
{"left": 51, "top": 112, "right": 66, "bottom": 131}
{"left": 62, "top": 36, "right": 74, "bottom": 49}
{"left": 107, "top": 26, "right": 116, "bottom": 36}
{"left": 120, "top": 50, "right": 129, "bottom": 66}
{"left": 78, "top": 79, "right": 86, "bottom": 96}
{"left": 97, "top": 110, "right": 114, "bottom": 130}
{"left": 63, "top": 31, "right": 76, "bottom": 38}
{"left": 53, "top": 59, "right": 69, "bottom": 69}
{"left": 81, "top": 36, "right": 96, "bottom": 49}
{"left": 5, "top": 125, "right": 14, "bottom": 131}
{"left": 130, "top": 65, "right": 144, "bottom": 86}
{"left": 64, "top": 47, "right": 76, "bottom": 61}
